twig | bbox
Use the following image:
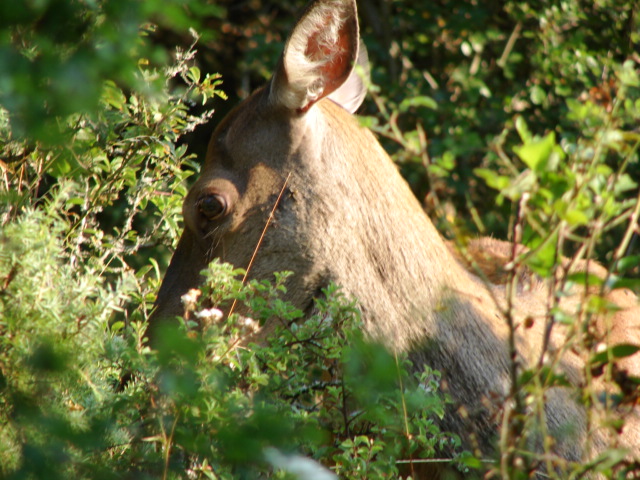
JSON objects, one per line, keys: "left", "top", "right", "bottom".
{"left": 227, "top": 172, "right": 292, "bottom": 318}
{"left": 161, "top": 412, "right": 179, "bottom": 480}
{"left": 497, "top": 23, "right": 522, "bottom": 69}
{"left": 215, "top": 173, "right": 292, "bottom": 363}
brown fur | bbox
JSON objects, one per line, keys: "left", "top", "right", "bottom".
{"left": 150, "top": 0, "right": 640, "bottom": 473}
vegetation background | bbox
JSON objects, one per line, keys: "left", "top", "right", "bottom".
{"left": 1, "top": 0, "right": 639, "bottom": 478}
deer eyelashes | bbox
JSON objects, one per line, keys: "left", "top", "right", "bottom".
{"left": 189, "top": 180, "right": 239, "bottom": 235}
{"left": 197, "top": 193, "right": 228, "bottom": 221}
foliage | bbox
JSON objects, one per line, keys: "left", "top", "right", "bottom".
{"left": 1, "top": 0, "right": 639, "bottom": 479}
{"left": 0, "top": 221, "right": 453, "bottom": 478}
{"left": 0, "top": 0, "right": 223, "bottom": 143}
{"left": 476, "top": 61, "right": 640, "bottom": 479}
{"left": 357, "top": 0, "right": 640, "bottom": 247}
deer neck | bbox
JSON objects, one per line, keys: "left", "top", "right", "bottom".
{"left": 293, "top": 100, "right": 488, "bottom": 351}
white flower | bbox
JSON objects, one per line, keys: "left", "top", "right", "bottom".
{"left": 194, "top": 308, "right": 224, "bottom": 322}
{"left": 240, "top": 316, "right": 255, "bottom": 327}
{"left": 237, "top": 316, "right": 260, "bottom": 334}
{"left": 180, "top": 288, "right": 201, "bottom": 308}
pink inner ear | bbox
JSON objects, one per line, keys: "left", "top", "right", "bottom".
{"left": 301, "top": 17, "right": 354, "bottom": 111}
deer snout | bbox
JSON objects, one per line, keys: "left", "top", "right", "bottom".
{"left": 147, "top": 230, "right": 208, "bottom": 341}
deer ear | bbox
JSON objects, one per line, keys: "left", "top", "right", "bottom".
{"left": 327, "top": 39, "right": 369, "bottom": 113}
{"left": 269, "top": 0, "right": 360, "bottom": 113}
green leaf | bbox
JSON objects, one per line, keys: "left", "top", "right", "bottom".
{"left": 607, "top": 277, "right": 640, "bottom": 291}
{"left": 619, "top": 60, "right": 640, "bottom": 87}
{"left": 358, "top": 116, "right": 379, "bottom": 128}
{"left": 187, "top": 66, "right": 201, "bottom": 84}
{"left": 525, "top": 236, "right": 558, "bottom": 277}
{"left": 614, "top": 174, "right": 637, "bottom": 194}
{"left": 513, "top": 131, "right": 556, "bottom": 173}
{"left": 460, "top": 455, "right": 484, "bottom": 470}
{"left": 474, "top": 168, "right": 511, "bottom": 191}
{"left": 592, "top": 344, "right": 640, "bottom": 367}
{"left": 437, "top": 151, "right": 456, "bottom": 171}
{"left": 616, "top": 255, "right": 640, "bottom": 273}
{"left": 530, "top": 85, "right": 546, "bottom": 105}
{"left": 102, "top": 80, "right": 127, "bottom": 111}
{"left": 563, "top": 208, "right": 589, "bottom": 226}
{"left": 49, "top": 156, "right": 74, "bottom": 177}
{"left": 110, "top": 321, "right": 125, "bottom": 332}
{"left": 399, "top": 95, "right": 438, "bottom": 112}
{"left": 566, "top": 272, "right": 604, "bottom": 287}
{"left": 515, "top": 116, "right": 532, "bottom": 143}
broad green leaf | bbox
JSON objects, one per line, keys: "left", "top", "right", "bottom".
{"left": 102, "top": 80, "right": 126, "bottom": 110}
{"left": 437, "top": 151, "right": 456, "bottom": 171}
{"left": 614, "top": 174, "right": 637, "bottom": 194}
{"left": 358, "top": 116, "right": 379, "bottom": 128}
{"left": 563, "top": 208, "right": 589, "bottom": 226}
{"left": 513, "top": 131, "right": 556, "bottom": 173}
{"left": 566, "top": 272, "right": 604, "bottom": 287}
{"left": 602, "top": 129, "right": 625, "bottom": 152}
{"left": 619, "top": 60, "right": 640, "bottom": 87}
{"left": 525, "top": 236, "right": 558, "bottom": 277}
{"left": 187, "top": 66, "right": 201, "bottom": 83}
{"left": 616, "top": 255, "right": 640, "bottom": 273}
{"left": 592, "top": 344, "right": 640, "bottom": 366}
{"left": 607, "top": 276, "right": 640, "bottom": 291}
{"left": 110, "top": 321, "right": 125, "bottom": 332}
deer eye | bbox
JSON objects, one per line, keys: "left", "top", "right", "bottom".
{"left": 197, "top": 194, "right": 227, "bottom": 220}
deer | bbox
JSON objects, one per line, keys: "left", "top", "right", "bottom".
{"left": 149, "top": 0, "right": 640, "bottom": 474}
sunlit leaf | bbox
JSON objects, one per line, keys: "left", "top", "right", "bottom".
{"left": 399, "top": 95, "right": 438, "bottom": 112}
{"left": 513, "top": 131, "right": 557, "bottom": 173}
